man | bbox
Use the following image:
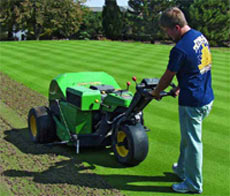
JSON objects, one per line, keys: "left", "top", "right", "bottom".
{"left": 151, "top": 7, "right": 214, "bottom": 194}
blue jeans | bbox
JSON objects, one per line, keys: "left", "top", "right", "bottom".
{"left": 177, "top": 101, "right": 213, "bottom": 192}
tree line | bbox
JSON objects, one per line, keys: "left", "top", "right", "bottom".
{"left": 0, "top": 0, "right": 229, "bottom": 46}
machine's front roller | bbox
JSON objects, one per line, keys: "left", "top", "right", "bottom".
{"left": 28, "top": 106, "right": 56, "bottom": 143}
{"left": 112, "top": 123, "right": 148, "bottom": 166}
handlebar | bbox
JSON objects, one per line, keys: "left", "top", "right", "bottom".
{"left": 160, "top": 90, "right": 175, "bottom": 98}
{"left": 119, "top": 77, "right": 176, "bottom": 121}
{"left": 137, "top": 81, "right": 176, "bottom": 100}
{"left": 159, "top": 91, "right": 169, "bottom": 97}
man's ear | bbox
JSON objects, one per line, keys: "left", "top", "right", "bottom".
{"left": 175, "top": 25, "right": 181, "bottom": 32}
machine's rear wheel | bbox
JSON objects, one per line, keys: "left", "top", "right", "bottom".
{"left": 28, "top": 106, "right": 56, "bottom": 143}
{"left": 112, "top": 123, "right": 148, "bottom": 166}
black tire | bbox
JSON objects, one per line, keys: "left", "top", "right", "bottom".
{"left": 28, "top": 106, "right": 56, "bottom": 143}
{"left": 112, "top": 123, "right": 148, "bottom": 166}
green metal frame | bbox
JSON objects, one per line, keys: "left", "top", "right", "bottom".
{"left": 49, "top": 72, "right": 133, "bottom": 143}
{"left": 49, "top": 72, "right": 120, "bottom": 101}
{"left": 102, "top": 91, "right": 133, "bottom": 112}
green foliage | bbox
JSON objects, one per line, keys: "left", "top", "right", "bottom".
{"left": 20, "top": 0, "right": 47, "bottom": 40}
{"left": 0, "top": 0, "right": 229, "bottom": 46}
{"left": 189, "top": 0, "right": 230, "bottom": 46}
{"left": 21, "top": 0, "right": 84, "bottom": 40}
{"left": 0, "top": 0, "right": 84, "bottom": 40}
{"left": 127, "top": 0, "right": 175, "bottom": 42}
{"left": 0, "top": 23, "right": 8, "bottom": 40}
{"left": 77, "top": 8, "right": 103, "bottom": 40}
{"left": 0, "top": 0, "right": 22, "bottom": 40}
{"left": 102, "top": 0, "right": 123, "bottom": 40}
{"left": 46, "top": 0, "right": 83, "bottom": 39}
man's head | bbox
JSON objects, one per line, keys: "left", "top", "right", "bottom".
{"left": 159, "top": 7, "right": 189, "bottom": 42}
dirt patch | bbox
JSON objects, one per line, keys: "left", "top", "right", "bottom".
{"left": 0, "top": 72, "right": 48, "bottom": 119}
{"left": 0, "top": 72, "right": 123, "bottom": 196}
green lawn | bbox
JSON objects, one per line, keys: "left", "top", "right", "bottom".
{"left": 0, "top": 40, "right": 229, "bottom": 196}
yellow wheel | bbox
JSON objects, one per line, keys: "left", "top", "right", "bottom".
{"left": 28, "top": 106, "right": 56, "bottom": 143}
{"left": 30, "top": 115, "right": 37, "bottom": 138}
{"left": 112, "top": 123, "right": 148, "bottom": 166}
{"left": 115, "top": 130, "right": 129, "bottom": 157}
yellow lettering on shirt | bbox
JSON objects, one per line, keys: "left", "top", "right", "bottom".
{"left": 198, "top": 44, "right": 212, "bottom": 71}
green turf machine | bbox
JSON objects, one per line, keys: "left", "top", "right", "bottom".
{"left": 28, "top": 72, "right": 175, "bottom": 166}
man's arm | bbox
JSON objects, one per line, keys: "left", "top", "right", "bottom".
{"left": 151, "top": 69, "right": 177, "bottom": 98}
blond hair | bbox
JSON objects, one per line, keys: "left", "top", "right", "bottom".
{"left": 159, "top": 7, "right": 188, "bottom": 29}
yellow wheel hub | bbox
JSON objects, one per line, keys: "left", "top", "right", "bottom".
{"left": 115, "top": 131, "right": 129, "bottom": 157}
{"left": 30, "top": 115, "right": 37, "bottom": 137}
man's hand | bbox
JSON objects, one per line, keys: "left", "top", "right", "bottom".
{"left": 169, "top": 86, "right": 180, "bottom": 97}
{"left": 151, "top": 69, "right": 176, "bottom": 98}
{"left": 150, "top": 89, "right": 161, "bottom": 100}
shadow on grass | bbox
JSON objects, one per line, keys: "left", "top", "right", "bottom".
{"left": 3, "top": 128, "right": 180, "bottom": 194}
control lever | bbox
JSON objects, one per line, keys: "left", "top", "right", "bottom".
{"left": 132, "top": 76, "right": 137, "bottom": 85}
{"left": 127, "top": 81, "right": 131, "bottom": 91}
{"left": 120, "top": 81, "right": 131, "bottom": 96}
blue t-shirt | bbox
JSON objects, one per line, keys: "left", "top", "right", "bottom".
{"left": 167, "top": 29, "right": 214, "bottom": 107}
